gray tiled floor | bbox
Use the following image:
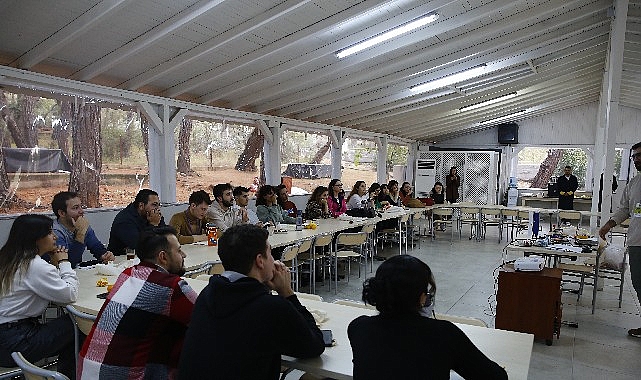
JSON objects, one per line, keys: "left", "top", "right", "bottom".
{"left": 297, "top": 228, "right": 641, "bottom": 379}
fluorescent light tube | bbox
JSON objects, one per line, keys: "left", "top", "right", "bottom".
{"left": 459, "top": 92, "right": 517, "bottom": 111}
{"left": 410, "top": 66, "right": 487, "bottom": 94}
{"left": 478, "top": 110, "right": 527, "bottom": 126}
{"left": 336, "top": 14, "right": 439, "bottom": 58}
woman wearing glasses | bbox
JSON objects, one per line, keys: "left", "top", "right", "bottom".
{"left": 327, "top": 179, "right": 347, "bottom": 217}
{"left": 348, "top": 255, "right": 507, "bottom": 380}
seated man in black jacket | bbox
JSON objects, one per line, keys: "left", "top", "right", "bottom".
{"left": 108, "top": 189, "right": 166, "bottom": 256}
{"left": 178, "top": 224, "right": 325, "bottom": 380}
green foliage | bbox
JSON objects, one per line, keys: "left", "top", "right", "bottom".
{"left": 101, "top": 108, "right": 143, "bottom": 162}
{"left": 556, "top": 149, "right": 587, "bottom": 188}
{"left": 387, "top": 144, "right": 409, "bottom": 171}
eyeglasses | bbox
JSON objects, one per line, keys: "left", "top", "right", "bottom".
{"left": 334, "top": 184, "right": 343, "bottom": 187}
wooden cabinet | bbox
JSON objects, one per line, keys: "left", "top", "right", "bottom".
{"left": 495, "top": 266, "right": 562, "bottom": 345}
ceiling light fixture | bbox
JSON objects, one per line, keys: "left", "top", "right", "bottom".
{"left": 478, "top": 110, "right": 527, "bottom": 126}
{"left": 410, "top": 66, "right": 487, "bottom": 94}
{"left": 459, "top": 92, "right": 518, "bottom": 111}
{"left": 336, "top": 13, "right": 439, "bottom": 59}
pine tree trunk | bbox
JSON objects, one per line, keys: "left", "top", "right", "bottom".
{"left": 235, "top": 127, "right": 264, "bottom": 171}
{"left": 141, "top": 115, "right": 150, "bottom": 165}
{"left": 68, "top": 100, "right": 101, "bottom": 208}
{"left": 531, "top": 149, "right": 564, "bottom": 188}
{"left": 176, "top": 118, "right": 192, "bottom": 174}
{"left": 0, "top": 147, "right": 10, "bottom": 199}
{"left": 54, "top": 100, "right": 72, "bottom": 159}
{"left": 309, "top": 138, "right": 331, "bottom": 164}
{"left": 0, "top": 91, "right": 38, "bottom": 148}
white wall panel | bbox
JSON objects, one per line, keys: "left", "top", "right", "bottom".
{"left": 431, "top": 103, "right": 641, "bottom": 149}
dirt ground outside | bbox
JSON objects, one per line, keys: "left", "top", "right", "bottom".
{"left": 2, "top": 166, "right": 382, "bottom": 215}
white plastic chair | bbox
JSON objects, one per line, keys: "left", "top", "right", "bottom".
{"left": 10, "top": 352, "right": 69, "bottom": 380}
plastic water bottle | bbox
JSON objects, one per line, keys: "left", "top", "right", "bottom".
{"left": 296, "top": 210, "right": 303, "bottom": 231}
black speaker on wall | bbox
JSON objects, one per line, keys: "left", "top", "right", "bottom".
{"left": 497, "top": 122, "right": 519, "bottom": 145}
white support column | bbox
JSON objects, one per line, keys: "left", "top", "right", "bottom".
{"left": 405, "top": 142, "right": 418, "bottom": 184}
{"left": 592, "top": 0, "right": 627, "bottom": 228}
{"left": 137, "top": 101, "right": 183, "bottom": 203}
{"left": 584, "top": 148, "right": 594, "bottom": 192}
{"left": 329, "top": 129, "right": 343, "bottom": 180}
{"left": 261, "top": 120, "right": 281, "bottom": 185}
{"left": 376, "top": 136, "right": 388, "bottom": 184}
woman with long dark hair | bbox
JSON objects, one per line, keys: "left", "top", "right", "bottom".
{"left": 305, "top": 186, "right": 330, "bottom": 219}
{"left": 327, "top": 179, "right": 347, "bottom": 217}
{"left": 0, "top": 214, "right": 78, "bottom": 379}
{"left": 446, "top": 166, "right": 461, "bottom": 204}
{"left": 387, "top": 180, "right": 400, "bottom": 206}
{"left": 348, "top": 255, "right": 506, "bottom": 380}
{"left": 346, "top": 181, "right": 368, "bottom": 210}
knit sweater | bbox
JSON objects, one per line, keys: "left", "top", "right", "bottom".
{"left": 178, "top": 275, "right": 324, "bottom": 380}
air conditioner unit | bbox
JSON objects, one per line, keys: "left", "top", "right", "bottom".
{"left": 415, "top": 159, "right": 436, "bottom": 197}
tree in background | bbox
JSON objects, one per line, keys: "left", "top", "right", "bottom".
{"left": 53, "top": 100, "right": 72, "bottom": 159}
{"left": 530, "top": 149, "right": 564, "bottom": 188}
{"left": 556, "top": 149, "right": 588, "bottom": 189}
{"left": 68, "top": 100, "right": 101, "bottom": 207}
{"left": 0, "top": 91, "right": 38, "bottom": 148}
{"left": 310, "top": 137, "right": 331, "bottom": 164}
{"left": 176, "top": 117, "right": 193, "bottom": 174}
{"left": 235, "top": 127, "right": 263, "bottom": 171}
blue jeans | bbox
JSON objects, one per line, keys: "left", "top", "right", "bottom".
{"left": 0, "top": 314, "right": 75, "bottom": 380}
{"left": 629, "top": 246, "right": 641, "bottom": 302}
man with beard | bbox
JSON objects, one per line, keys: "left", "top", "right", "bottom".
{"left": 208, "top": 183, "right": 248, "bottom": 232}
{"left": 51, "top": 191, "right": 115, "bottom": 267}
{"left": 599, "top": 141, "right": 641, "bottom": 338}
{"left": 108, "top": 189, "right": 166, "bottom": 256}
{"left": 78, "top": 226, "right": 197, "bottom": 379}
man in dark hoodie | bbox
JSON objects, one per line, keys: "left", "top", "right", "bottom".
{"left": 178, "top": 224, "right": 325, "bottom": 379}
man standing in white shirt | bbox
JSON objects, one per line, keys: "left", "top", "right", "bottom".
{"left": 599, "top": 141, "right": 641, "bottom": 338}
{"left": 233, "top": 186, "right": 262, "bottom": 226}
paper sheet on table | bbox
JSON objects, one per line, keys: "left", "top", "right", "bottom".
{"left": 547, "top": 244, "right": 584, "bottom": 253}
{"left": 337, "top": 214, "right": 367, "bottom": 222}
{"left": 309, "top": 309, "right": 328, "bottom": 325}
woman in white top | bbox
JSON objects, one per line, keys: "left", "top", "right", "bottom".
{"left": 346, "top": 181, "right": 370, "bottom": 210}
{"left": 0, "top": 214, "right": 78, "bottom": 379}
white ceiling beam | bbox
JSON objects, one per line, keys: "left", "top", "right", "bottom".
{"left": 167, "top": 0, "right": 398, "bottom": 99}
{"left": 121, "top": 0, "right": 312, "bottom": 90}
{"left": 231, "top": 0, "right": 516, "bottom": 110}
{"left": 298, "top": 29, "right": 609, "bottom": 123}
{"left": 202, "top": 0, "right": 460, "bottom": 104}
{"left": 17, "top": 0, "right": 130, "bottom": 69}
{"left": 263, "top": 3, "right": 609, "bottom": 117}
{"left": 337, "top": 47, "right": 606, "bottom": 127}
{"left": 366, "top": 62, "right": 604, "bottom": 135}
{"left": 72, "top": 0, "right": 227, "bottom": 81}
{"left": 240, "top": 0, "right": 603, "bottom": 114}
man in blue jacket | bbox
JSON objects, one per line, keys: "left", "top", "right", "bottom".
{"left": 108, "top": 189, "right": 165, "bottom": 256}
{"left": 51, "top": 191, "right": 114, "bottom": 267}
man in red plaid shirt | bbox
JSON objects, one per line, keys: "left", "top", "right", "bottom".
{"left": 78, "top": 226, "right": 197, "bottom": 380}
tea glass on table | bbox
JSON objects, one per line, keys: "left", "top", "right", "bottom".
{"left": 125, "top": 248, "right": 136, "bottom": 260}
